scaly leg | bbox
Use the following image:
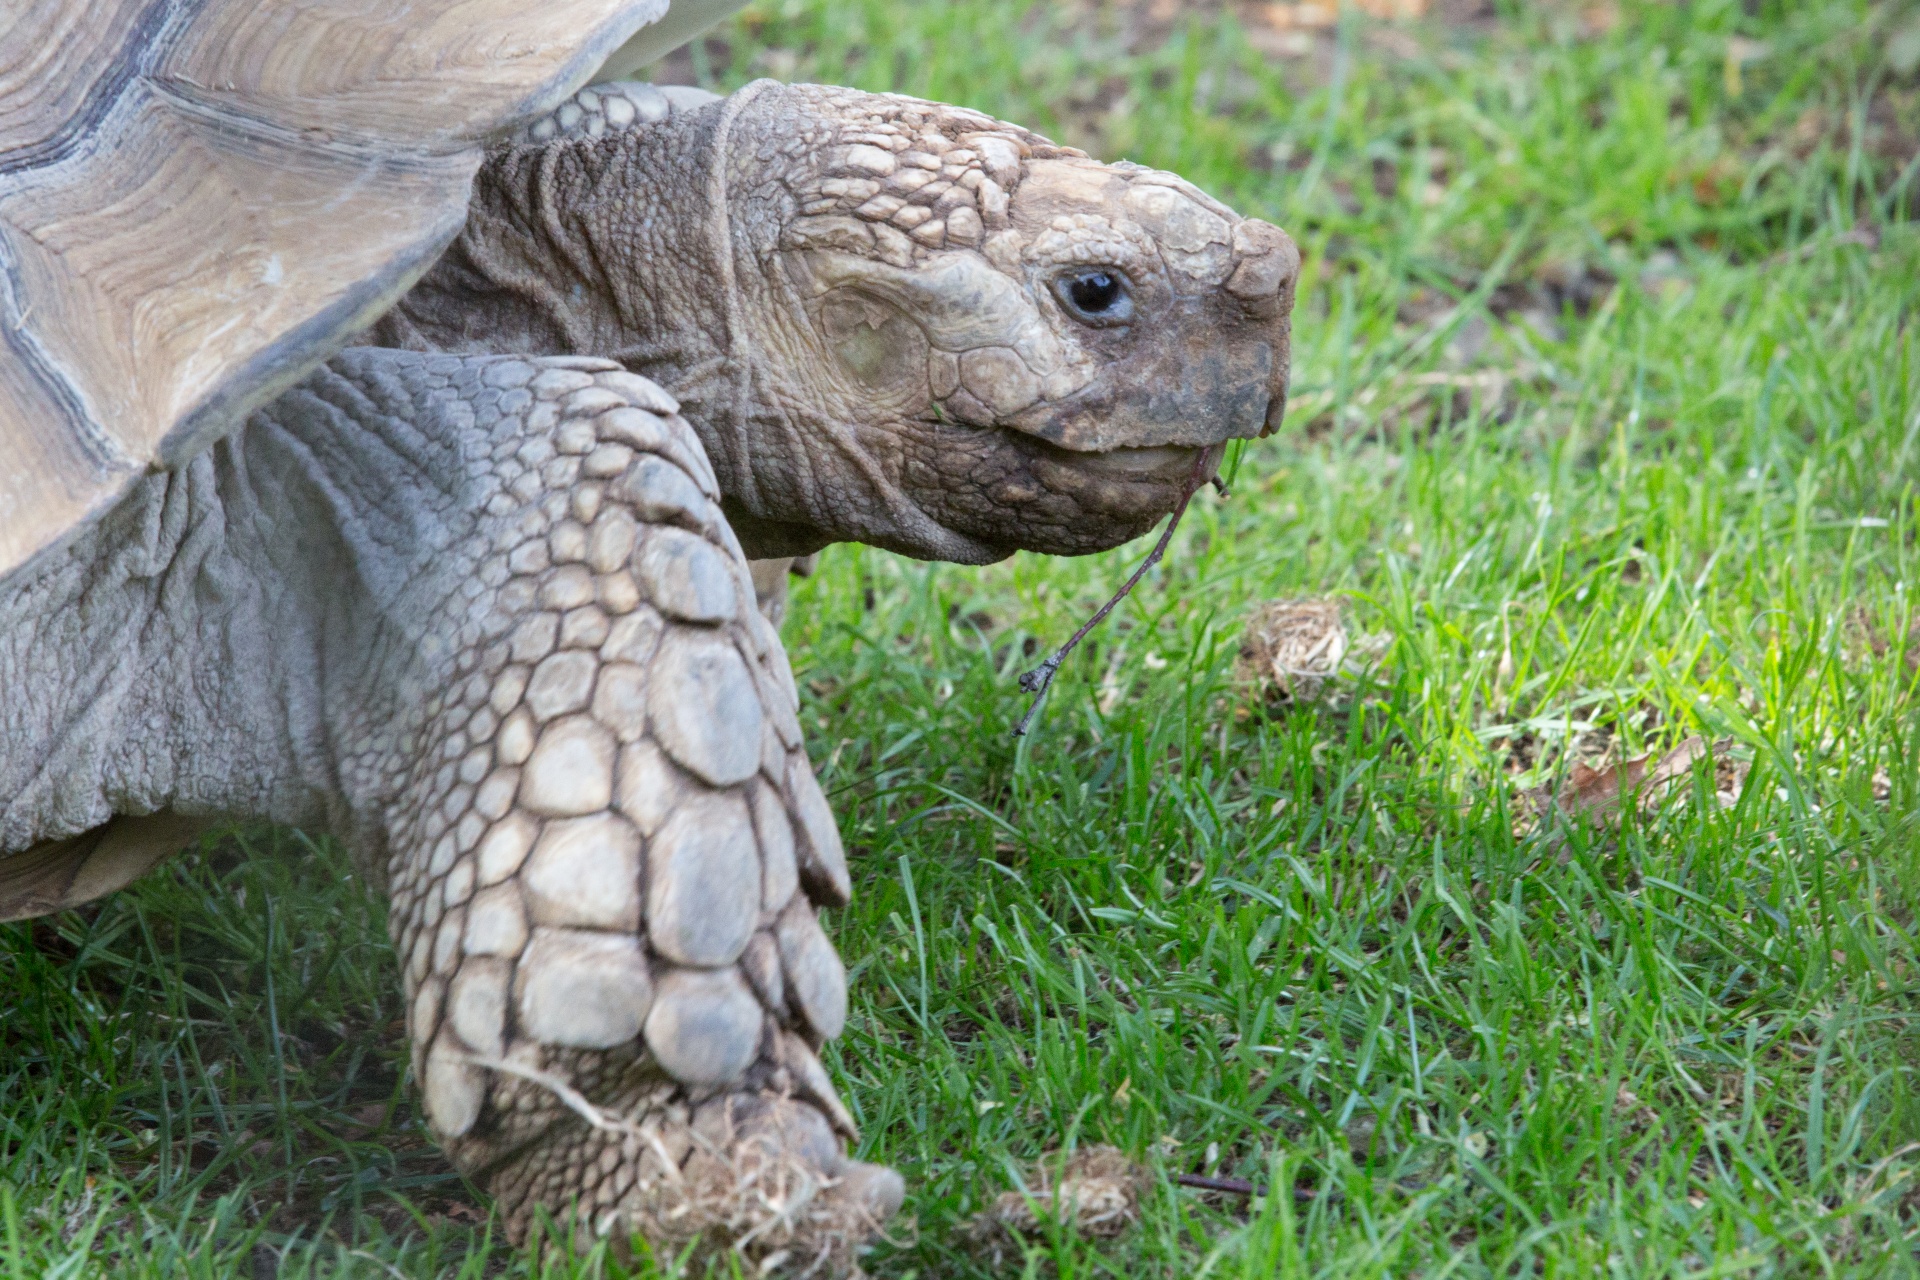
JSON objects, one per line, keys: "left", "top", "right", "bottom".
{"left": 258, "top": 349, "right": 901, "bottom": 1270}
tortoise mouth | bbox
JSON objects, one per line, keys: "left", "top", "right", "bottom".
{"left": 1069, "top": 443, "right": 1203, "bottom": 480}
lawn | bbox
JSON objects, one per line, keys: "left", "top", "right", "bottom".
{"left": 6, "top": 1, "right": 1920, "bottom": 1275}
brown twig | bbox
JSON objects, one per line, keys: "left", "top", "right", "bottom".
{"left": 1174, "top": 1173, "right": 1260, "bottom": 1196}
{"left": 1173, "top": 1173, "right": 1322, "bottom": 1203}
{"left": 1012, "top": 446, "right": 1222, "bottom": 737}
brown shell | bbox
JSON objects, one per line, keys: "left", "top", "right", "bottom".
{"left": 0, "top": 0, "right": 707, "bottom": 585}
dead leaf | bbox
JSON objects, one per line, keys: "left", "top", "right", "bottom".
{"left": 1263, "top": 0, "right": 1425, "bottom": 26}
{"left": 1240, "top": 598, "right": 1349, "bottom": 701}
{"left": 1354, "top": 0, "right": 1428, "bottom": 17}
{"left": 1580, "top": 1, "right": 1620, "bottom": 36}
{"left": 1262, "top": 2, "right": 1338, "bottom": 29}
{"left": 1524, "top": 735, "right": 1718, "bottom": 822}
{"left": 966, "top": 1146, "right": 1148, "bottom": 1262}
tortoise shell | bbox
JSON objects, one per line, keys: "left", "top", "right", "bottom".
{"left": 0, "top": 0, "right": 738, "bottom": 583}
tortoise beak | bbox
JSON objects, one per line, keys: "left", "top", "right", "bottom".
{"left": 1230, "top": 219, "right": 1301, "bottom": 438}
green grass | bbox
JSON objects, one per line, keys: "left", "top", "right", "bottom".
{"left": 7, "top": 0, "right": 1920, "bottom": 1274}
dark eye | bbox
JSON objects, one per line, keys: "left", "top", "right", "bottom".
{"left": 1055, "top": 268, "right": 1133, "bottom": 325}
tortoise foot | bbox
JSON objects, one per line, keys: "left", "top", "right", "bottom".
{"left": 472, "top": 1052, "right": 900, "bottom": 1275}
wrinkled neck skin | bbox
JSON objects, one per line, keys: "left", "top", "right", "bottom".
{"left": 373, "top": 99, "right": 733, "bottom": 436}
{"left": 377, "top": 86, "right": 1018, "bottom": 565}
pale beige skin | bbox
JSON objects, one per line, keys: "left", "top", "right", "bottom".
{"left": 0, "top": 79, "right": 1295, "bottom": 1273}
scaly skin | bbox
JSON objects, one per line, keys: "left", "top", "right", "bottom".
{"left": 0, "top": 349, "right": 898, "bottom": 1270}
{"left": 375, "top": 80, "right": 1299, "bottom": 564}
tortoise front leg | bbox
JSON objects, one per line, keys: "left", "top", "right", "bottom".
{"left": 270, "top": 349, "right": 900, "bottom": 1269}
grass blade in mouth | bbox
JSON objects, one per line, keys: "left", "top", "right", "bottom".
{"left": 1011, "top": 444, "right": 1222, "bottom": 737}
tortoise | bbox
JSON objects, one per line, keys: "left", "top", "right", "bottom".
{"left": 0, "top": 0, "right": 1299, "bottom": 1269}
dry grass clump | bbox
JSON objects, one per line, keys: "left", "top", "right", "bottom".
{"left": 651, "top": 1125, "right": 891, "bottom": 1279}
{"left": 965, "top": 1146, "right": 1149, "bottom": 1264}
{"left": 1238, "top": 597, "right": 1352, "bottom": 702}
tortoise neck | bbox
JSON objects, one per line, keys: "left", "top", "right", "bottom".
{"left": 375, "top": 112, "right": 727, "bottom": 372}
{"left": 370, "top": 96, "right": 785, "bottom": 512}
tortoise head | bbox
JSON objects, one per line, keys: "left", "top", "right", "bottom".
{"left": 383, "top": 80, "right": 1297, "bottom": 565}
{"left": 713, "top": 82, "right": 1298, "bottom": 564}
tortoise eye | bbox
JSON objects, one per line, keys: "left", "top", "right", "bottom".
{"left": 1055, "top": 268, "right": 1133, "bottom": 326}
